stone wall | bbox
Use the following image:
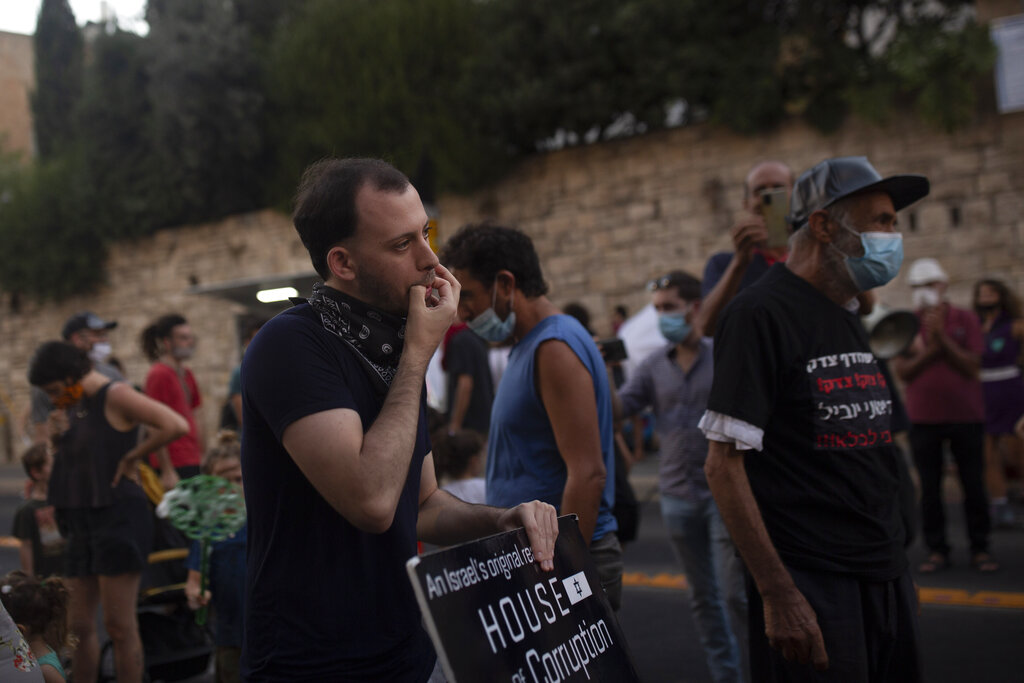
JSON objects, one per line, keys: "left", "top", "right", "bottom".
{"left": 437, "top": 111, "right": 1024, "bottom": 336}
{"left": 0, "top": 30, "right": 34, "bottom": 159}
{"left": 0, "top": 209, "right": 304, "bottom": 458}
{"left": 1, "top": 109, "right": 1022, "bottom": 459}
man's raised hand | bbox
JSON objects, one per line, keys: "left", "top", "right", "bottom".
{"left": 731, "top": 215, "right": 768, "bottom": 264}
{"left": 406, "top": 264, "right": 461, "bottom": 357}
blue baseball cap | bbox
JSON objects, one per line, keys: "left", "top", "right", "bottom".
{"left": 788, "top": 156, "right": 930, "bottom": 229}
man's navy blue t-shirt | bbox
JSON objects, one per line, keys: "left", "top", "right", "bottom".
{"left": 239, "top": 304, "right": 435, "bottom": 682}
{"left": 700, "top": 251, "right": 772, "bottom": 298}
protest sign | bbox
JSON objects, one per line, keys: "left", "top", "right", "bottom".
{"left": 407, "top": 515, "right": 640, "bottom": 682}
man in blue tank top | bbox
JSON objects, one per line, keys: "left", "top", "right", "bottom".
{"left": 441, "top": 224, "right": 623, "bottom": 610}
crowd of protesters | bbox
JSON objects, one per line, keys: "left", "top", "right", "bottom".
{"left": 9, "top": 153, "right": 1024, "bottom": 683}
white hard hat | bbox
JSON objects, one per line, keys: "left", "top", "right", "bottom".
{"left": 906, "top": 258, "right": 948, "bottom": 286}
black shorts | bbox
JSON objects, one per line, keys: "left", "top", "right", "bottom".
{"left": 57, "top": 496, "right": 154, "bottom": 577}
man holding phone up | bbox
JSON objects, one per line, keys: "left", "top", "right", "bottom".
{"left": 697, "top": 161, "right": 795, "bottom": 336}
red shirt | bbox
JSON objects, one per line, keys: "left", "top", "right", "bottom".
{"left": 904, "top": 305, "right": 985, "bottom": 424}
{"left": 145, "top": 362, "right": 202, "bottom": 468}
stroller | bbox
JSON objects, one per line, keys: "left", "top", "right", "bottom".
{"left": 98, "top": 477, "right": 213, "bottom": 682}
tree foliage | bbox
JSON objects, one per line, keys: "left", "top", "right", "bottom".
{"left": 32, "top": 0, "right": 83, "bottom": 158}
{"left": 0, "top": 0, "right": 1000, "bottom": 301}
{"left": 0, "top": 156, "right": 103, "bottom": 301}
{"left": 266, "top": 0, "right": 493, "bottom": 198}
{"left": 144, "top": 0, "right": 268, "bottom": 228}
{"left": 469, "top": 0, "right": 994, "bottom": 143}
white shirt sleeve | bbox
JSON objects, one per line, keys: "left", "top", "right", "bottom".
{"left": 698, "top": 410, "right": 763, "bottom": 451}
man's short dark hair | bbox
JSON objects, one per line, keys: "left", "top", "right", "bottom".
{"left": 439, "top": 223, "right": 549, "bottom": 297}
{"left": 28, "top": 341, "right": 92, "bottom": 387}
{"left": 293, "top": 158, "right": 411, "bottom": 279}
{"left": 650, "top": 270, "right": 701, "bottom": 302}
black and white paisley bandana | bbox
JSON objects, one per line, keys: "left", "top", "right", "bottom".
{"left": 305, "top": 283, "right": 406, "bottom": 396}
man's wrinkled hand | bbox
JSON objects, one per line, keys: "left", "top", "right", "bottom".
{"left": 763, "top": 587, "right": 829, "bottom": 672}
{"left": 498, "top": 500, "right": 558, "bottom": 572}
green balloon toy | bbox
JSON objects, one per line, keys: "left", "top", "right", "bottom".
{"left": 162, "top": 475, "right": 246, "bottom": 625}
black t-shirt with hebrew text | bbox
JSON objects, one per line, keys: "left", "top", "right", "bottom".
{"left": 708, "top": 264, "right": 906, "bottom": 581}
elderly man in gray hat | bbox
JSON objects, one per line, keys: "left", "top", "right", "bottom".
{"left": 699, "top": 157, "right": 929, "bottom": 681}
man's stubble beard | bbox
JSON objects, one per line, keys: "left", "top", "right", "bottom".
{"left": 821, "top": 231, "right": 861, "bottom": 301}
{"left": 353, "top": 264, "right": 435, "bottom": 316}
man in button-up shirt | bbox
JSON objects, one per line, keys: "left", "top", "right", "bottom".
{"left": 613, "top": 270, "right": 746, "bottom": 683}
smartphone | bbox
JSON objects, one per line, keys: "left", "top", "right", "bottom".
{"left": 597, "top": 338, "right": 628, "bottom": 363}
{"left": 761, "top": 188, "right": 790, "bottom": 249}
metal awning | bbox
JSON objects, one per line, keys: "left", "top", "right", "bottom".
{"left": 185, "top": 271, "right": 321, "bottom": 311}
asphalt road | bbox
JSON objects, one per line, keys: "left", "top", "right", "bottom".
{"left": 0, "top": 455, "right": 1020, "bottom": 682}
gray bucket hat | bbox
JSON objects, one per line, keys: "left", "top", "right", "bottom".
{"left": 788, "top": 156, "right": 929, "bottom": 229}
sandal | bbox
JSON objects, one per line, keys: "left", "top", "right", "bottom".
{"left": 917, "top": 552, "right": 949, "bottom": 573}
{"left": 972, "top": 552, "right": 1000, "bottom": 573}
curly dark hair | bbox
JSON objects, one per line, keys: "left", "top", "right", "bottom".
{"left": 0, "top": 570, "right": 76, "bottom": 652}
{"left": 293, "top": 158, "right": 411, "bottom": 279}
{"left": 28, "top": 341, "right": 92, "bottom": 387}
{"left": 439, "top": 223, "right": 549, "bottom": 297}
{"left": 140, "top": 313, "right": 187, "bottom": 361}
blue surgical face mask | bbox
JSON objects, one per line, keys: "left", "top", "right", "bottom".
{"left": 833, "top": 223, "right": 904, "bottom": 291}
{"left": 467, "top": 284, "right": 516, "bottom": 343}
{"left": 658, "top": 311, "right": 693, "bottom": 344}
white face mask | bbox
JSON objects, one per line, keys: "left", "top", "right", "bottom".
{"left": 89, "top": 342, "right": 112, "bottom": 363}
{"left": 913, "top": 287, "right": 942, "bottom": 309}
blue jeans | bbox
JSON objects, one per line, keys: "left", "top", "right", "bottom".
{"left": 661, "top": 493, "right": 746, "bottom": 683}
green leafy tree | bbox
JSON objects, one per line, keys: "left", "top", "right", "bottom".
{"left": 469, "top": 0, "right": 993, "bottom": 147}
{"left": 0, "top": 157, "right": 104, "bottom": 301}
{"left": 265, "top": 0, "right": 493, "bottom": 199}
{"left": 76, "top": 28, "right": 166, "bottom": 240}
{"left": 32, "top": 0, "right": 84, "bottom": 159}
{"left": 144, "top": 0, "right": 268, "bottom": 228}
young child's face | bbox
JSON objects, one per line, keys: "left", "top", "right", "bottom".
{"left": 31, "top": 452, "right": 54, "bottom": 484}
{"left": 212, "top": 457, "right": 243, "bottom": 491}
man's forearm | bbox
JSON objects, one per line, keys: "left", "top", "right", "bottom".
{"left": 417, "top": 487, "right": 504, "bottom": 546}
{"left": 561, "top": 473, "right": 604, "bottom": 547}
{"left": 705, "top": 441, "right": 794, "bottom": 597}
{"left": 695, "top": 258, "right": 748, "bottom": 336}
{"left": 359, "top": 352, "right": 432, "bottom": 488}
